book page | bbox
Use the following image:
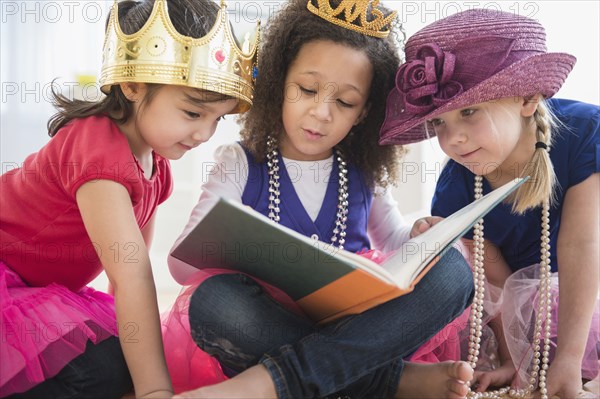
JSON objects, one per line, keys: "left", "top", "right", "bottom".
{"left": 381, "top": 177, "right": 527, "bottom": 288}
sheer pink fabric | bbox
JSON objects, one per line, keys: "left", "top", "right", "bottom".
{"left": 0, "top": 262, "right": 118, "bottom": 396}
{"left": 161, "top": 268, "right": 304, "bottom": 393}
{"left": 408, "top": 260, "right": 600, "bottom": 391}
{"left": 502, "top": 265, "right": 600, "bottom": 387}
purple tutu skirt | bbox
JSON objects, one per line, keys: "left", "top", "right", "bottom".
{"left": 0, "top": 261, "right": 118, "bottom": 396}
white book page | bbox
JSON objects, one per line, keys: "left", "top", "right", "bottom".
{"left": 382, "top": 178, "right": 526, "bottom": 288}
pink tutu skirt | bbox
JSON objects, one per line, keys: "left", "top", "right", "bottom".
{"left": 409, "top": 262, "right": 600, "bottom": 389}
{"left": 0, "top": 261, "right": 118, "bottom": 396}
{"left": 408, "top": 307, "right": 470, "bottom": 363}
{"left": 501, "top": 265, "right": 600, "bottom": 386}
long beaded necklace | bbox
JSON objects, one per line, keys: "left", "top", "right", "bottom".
{"left": 265, "top": 136, "right": 350, "bottom": 250}
{"left": 467, "top": 175, "right": 553, "bottom": 399}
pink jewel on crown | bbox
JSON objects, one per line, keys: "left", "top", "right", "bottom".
{"left": 213, "top": 49, "right": 227, "bottom": 64}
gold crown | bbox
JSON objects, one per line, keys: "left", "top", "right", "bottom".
{"left": 99, "top": 0, "right": 260, "bottom": 113}
{"left": 307, "top": 0, "right": 397, "bottom": 38}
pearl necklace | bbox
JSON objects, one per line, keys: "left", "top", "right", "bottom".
{"left": 467, "top": 175, "right": 552, "bottom": 399}
{"left": 265, "top": 136, "right": 349, "bottom": 250}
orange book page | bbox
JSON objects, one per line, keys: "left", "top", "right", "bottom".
{"left": 297, "top": 256, "right": 440, "bottom": 324}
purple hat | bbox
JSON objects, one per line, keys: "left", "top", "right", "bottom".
{"left": 379, "top": 9, "right": 576, "bottom": 145}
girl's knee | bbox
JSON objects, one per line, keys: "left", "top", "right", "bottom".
{"left": 63, "top": 337, "right": 133, "bottom": 399}
{"left": 189, "top": 273, "right": 273, "bottom": 338}
{"left": 189, "top": 273, "right": 257, "bottom": 321}
{"left": 190, "top": 273, "right": 253, "bottom": 307}
{"left": 86, "top": 338, "right": 132, "bottom": 394}
{"left": 437, "top": 248, "right": 475, "bottom": 301}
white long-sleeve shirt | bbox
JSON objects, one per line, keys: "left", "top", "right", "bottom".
{"left": 168, "top": 143, "right": 411, "bottom": 284}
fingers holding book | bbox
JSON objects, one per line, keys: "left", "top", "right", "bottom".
{"left": 410, "top": 216, "right": 444, "bottom": 238}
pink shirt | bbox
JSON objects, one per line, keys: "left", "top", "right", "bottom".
{"left": 0, "top": 115, "right": 172, "bottom": 291}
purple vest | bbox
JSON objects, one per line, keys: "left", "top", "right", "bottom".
{"left": 241, "top": 146, "right": 373, "bottom": 253}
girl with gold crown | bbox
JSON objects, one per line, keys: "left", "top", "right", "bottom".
{"left": 166, "top": 0, "right": 477, "bottom": 398}
{"left": 0, "top": 0, "right": 258, "bottom": 397}
{"left": 380, "top": 8, "right": 599, "bottom": 399}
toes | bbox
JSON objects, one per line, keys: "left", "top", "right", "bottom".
{"left": 447, "top": 361, "right": 474, "bottom": 382}
{"left": 446, "top": 378, "right": 470, "bottom": 399}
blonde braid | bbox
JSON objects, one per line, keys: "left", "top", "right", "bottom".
{"left": 512, "top": 100, "right": 557, "bottom": 214}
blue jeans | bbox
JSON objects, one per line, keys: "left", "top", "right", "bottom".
{"left": 189, "top": 247, "right": 474, "bottom": 398}
{"left": 4, "top": 337, "right": 133, "bottom": 399}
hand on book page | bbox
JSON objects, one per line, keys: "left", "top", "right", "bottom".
{"left": 379, "top": 177, "right": 530, "bottom": 289}
{"left": 410, "top": 216, "right": 444, "bottom": 238}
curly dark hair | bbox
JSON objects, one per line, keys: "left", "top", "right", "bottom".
{"left": 239, "top": 0, "right": 406, "bottom": 189}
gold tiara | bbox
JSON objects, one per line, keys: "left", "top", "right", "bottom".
{"left": 307, "top": 0, "right": 397, "bottom": 38}
{"left": 99, "top": 0, "right": 260, "bottom": 113}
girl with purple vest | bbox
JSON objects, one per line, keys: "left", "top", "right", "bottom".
{"left": 165, "top": 0, "right": 476, "bottom": 398}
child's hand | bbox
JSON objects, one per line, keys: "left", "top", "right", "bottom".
{"left": 410, "top": 216, "right": 444, "bottom": 238}
{"left": 470, "top": 362, "right": 515, "bottom": 392}
{"left": 546, "top": 356, "right": 584, "bottom": 399}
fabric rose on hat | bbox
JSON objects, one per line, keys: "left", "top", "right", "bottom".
{"left": 396, "top": 44, "right": 463, "bottom": 115}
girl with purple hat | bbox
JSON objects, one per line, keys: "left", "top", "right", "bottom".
{"left": 381, "top": 8, "right": 599, "bottom": 399}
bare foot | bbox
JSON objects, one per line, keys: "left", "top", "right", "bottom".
{"left": 395, "top": 361, "right": 473, "bottom": 399}
{"left": 172, "top": 365, "right": 277, "bottom": 398}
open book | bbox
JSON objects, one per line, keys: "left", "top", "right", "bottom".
{"left": 171, "top": 177, "right": 527, "bottom": 323}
